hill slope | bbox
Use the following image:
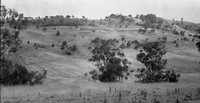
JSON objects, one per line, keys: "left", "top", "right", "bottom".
{"left": 2, "top": 18, "right": 200, "bottom": 103}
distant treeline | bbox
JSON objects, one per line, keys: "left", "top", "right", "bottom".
{"left": 23, "top": 15, "right": 87, "bottom": 27}
{"left": 105, "top": 13, "right": 163, "bottom": 29}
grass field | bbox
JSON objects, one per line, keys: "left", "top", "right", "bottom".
{"left": 1, "top": 21, "right": 200, "bottom": 103}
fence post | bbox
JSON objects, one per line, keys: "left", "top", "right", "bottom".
{"left": 119, "top": 92, "right": 122, "bottom": 101}
{"left": 109, "top": 87, "right": 111, "bottom": 93}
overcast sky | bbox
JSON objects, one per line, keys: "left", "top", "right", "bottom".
{"left": 2, "top": 0, "right": 200, "bottom": 23}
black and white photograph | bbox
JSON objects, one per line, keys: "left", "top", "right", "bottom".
{"left": 0, "top": 0, "right": 200, "bottom": 103}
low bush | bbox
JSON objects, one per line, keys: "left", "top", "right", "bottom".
{"left": 70, "top": 45, "right": 78, "bottom": 52}
{"left": 42, "top": 28, "right": 47, "bottom": 31}
{"left": 61, "top": 42, "right": 78, "bottom": 55}
{"left": 180, "top": 31, "right": 185, "bottom": 36}
{"left": 52, "top": 44, "right": 54, "bottom": 47}
{"left": 173, "top": 29, "right": 179, "bottom": 35}
{"left": 56, "top": 31, "right": 60, "bottom": 36}
{"left": 196, "top": 42, "right": 200, "bottom": 51}
{"left": 126, "top": 41, "right": 132, "bottom": 48}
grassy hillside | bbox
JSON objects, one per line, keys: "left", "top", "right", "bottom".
{"left": 2, "top": 14, "right": 200, "bottom": 103}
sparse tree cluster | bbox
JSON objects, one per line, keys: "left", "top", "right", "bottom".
{"left": 39, "top": 16, "right": 85, "bottom": 27}
{"left": 105, "top": 14, "right": 134, "bottom": 25}
{"left": 139, "top": 14, "right": 163, "bottom": 29}
{"left": 60, "top": 41, "right": 78, "bottom": 55}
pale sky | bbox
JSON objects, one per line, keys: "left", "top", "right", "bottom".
{"left": 2, "top": 0, "right": 200, "bottom": 23}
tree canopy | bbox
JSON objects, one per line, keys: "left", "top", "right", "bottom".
{"left": 88, "top": 37, "right": 131, "bottom": 82}
{"left": 136, "top": 41, "right": 180, "bottom": 83}
{"left": 0, "top": 5, "right": 46, "bottom": 85}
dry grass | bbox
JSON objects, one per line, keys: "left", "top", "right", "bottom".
{"left": 2, "top": 24, "right": 200, "bottom": 103}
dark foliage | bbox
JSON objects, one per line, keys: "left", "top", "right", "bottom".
{"left": 42, "top": 28, "right": 47, "bottom": 31}
{"left": 196, "top": 28, "right": 200, "bottom": 34}
{"left": 106, "top": 14, "right": 130, "bottom": 22}
{"left": 121, "top": 36, "right": 125, "bottom": 41}
{"left": 39, "top": 16, "right": 85, "bottom": 27}
{"left": 138, "top": 28, "right": 147, "bottom": 34}
{"left": 0, "top": 60, "right": 47, "bottom": 85}
{"left": 139, "top": 14, "right": 163, "bottom": 29}
{"left": 180, "top": 31, "right": 185, "bottom": 36}
{"left": 136, "top": 41, "right": 180, "bottom": 83}
{"left": 162, "top": 36, "right": 168, "bottom": 43}
{"left": 126, "top": 41, "right": 132, "bottom": 48}
{"left": 60, "top": 41, "right": 78, "bottom": 55}
{"left": 62, "top": 41, "right": 67, "bottom": 46}
{"left": 0, "top": 5, "right": 47, "bottom": 86}
{"left": 88, "top": 37, "right": 131, "bottom": 82}
{"left": 51, "top": 44, "right": 54, "bottom": 47}
{"left": 56, "top": 31, "right": 60, "bottom": 36}
{"left": 173, "top": 29, "right": 179, "bottom": 35}
{"left": 196, "top": 42, "right": 200, "bottom": 51}
{"left": 70, "top": 45, "right": 78, "bottom": 52}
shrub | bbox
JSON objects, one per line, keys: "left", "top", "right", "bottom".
{"left": 62, "top": 41, "right": 67, "bottom": 46}
{"left": 61, "top": 49, "right": 70, "bottom": 55}
{"left": 180, "top": 31, "right": 185, "bottom": 36}
{"left": 89, "top": 70, "right": 98, "bottom": 81}
{"left": 196, "top": 28, "right": 200, "bottom": 34}
{"left": 133, "top": 40, "right": 141, "bottom": 50}
{"left": 52, "top": 44, "right": 54, "bottom": 47}
{"left": 175, "top": 43, "right": 179, "bottom": 47}
{"left": 138, "top": 28, "right": 146, "bottom": 34}
{"left": 61, "top": 44, "right": 78, "bottom": 55}
{"left": 126, "top": 41, "right": 132, "bottom": 48}
{"left": 121, "top": 36, "right": 125, "bottom": 41}
{"left": 173, "top": 29, "right": 179, "bottom": 35}
{"left": 162, "top": 36, "right": 168, "bottom": 43}
{"left": 134, "top": 45, "right": 140, "bottom": 50}
{"left": 120, "top": 43, "right": 126, "bottom": 49}
{"left": 42, "top": 28, "right": 47, "bottom": 31}
{"left": 60, "top": 41, "right": 67, "bottom": 50}
{"left": 56, "top": 31, "right": 60, "bottom": 36}
{"left": 33, "top": 43, "right": 47, "bottom": 49}
{"left": 37, "top": 25, "right": 39, "bottom": 29}
{"left": 88, "top": 46, "right": 92, "bottom": 50}
{"left": 70, "top": 45, "right": 78, "bottom": 52}
{"left": 135, "top": 41, "right": 180, "bottom": 83}
{"left": 10, "top": 47, "right": 17, "bottom": 53}
{"left": 196, "top": 42, "right": 200, "bottom": 51}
